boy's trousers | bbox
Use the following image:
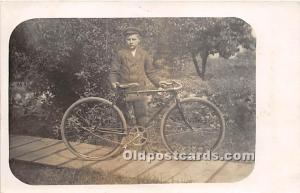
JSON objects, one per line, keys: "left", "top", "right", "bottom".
{"left": 116, "top": 95, "right": 148, "bottom": 126}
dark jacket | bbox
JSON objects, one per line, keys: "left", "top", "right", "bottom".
{"left": 109, "top": 47, "right": 160, "bottom": 89}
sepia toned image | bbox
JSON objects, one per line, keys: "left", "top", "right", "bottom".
{"left": 9, "top": 18, "right": 256, "bottom": 184}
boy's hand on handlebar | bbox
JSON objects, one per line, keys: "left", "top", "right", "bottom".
{"left": 159, "top": 80, "right": 182, "bottom": 91}
{"left": 159, "top": 80, "right": 171, "bottom": 88}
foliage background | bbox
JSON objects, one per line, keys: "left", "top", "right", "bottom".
{"left": 9, "top": 18, "right": 256, "bottom": 153}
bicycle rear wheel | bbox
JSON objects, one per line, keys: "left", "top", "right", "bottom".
{"left": 60, "top": 97, "right": 127, "bottom": 160}
{"left": 161, "top": 97, "right": 225, "bottom": 155}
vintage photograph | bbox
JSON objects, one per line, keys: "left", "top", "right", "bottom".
{"left": 9, "top": 18, "right": 256, "bottom": 184}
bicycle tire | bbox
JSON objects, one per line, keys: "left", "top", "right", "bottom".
{"left": 60, "top": 97, "right": 127, "bottom": 160}
{"left": 161, "top": 97, "right": 225, "bottom": 155}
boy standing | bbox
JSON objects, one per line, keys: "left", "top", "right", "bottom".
{"left": 109, "top": 27, "right": 163, "bottom": 126}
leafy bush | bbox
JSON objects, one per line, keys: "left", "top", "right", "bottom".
{"left": 9, "top": 18, "right": 255, "bottom": 140}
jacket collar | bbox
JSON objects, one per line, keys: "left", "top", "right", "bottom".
{"left": 125, "top": 46, "right": 142, "bottom": 58}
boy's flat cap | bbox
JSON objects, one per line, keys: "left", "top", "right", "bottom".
{"left": 123, "top": 27, "right": 142, "bottom": 36}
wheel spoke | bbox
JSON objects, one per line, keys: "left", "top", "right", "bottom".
{"left": 75, "top": 109, "right": 91, "bottom": 126}
{"left": 61, "top": 97, "right": 126, "bottom": 160}
{"left": 164, "top": 127, "right": 220, "bottom": 137}
{"left": 161, "top": 98, "right": 225, "bottom": 154}
{"left": 67, "top": 118, "right": 123, "bottom": 144}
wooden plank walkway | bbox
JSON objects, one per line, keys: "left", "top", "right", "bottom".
{"left": 9, "top": 135, "right": 254, "bottom": 183}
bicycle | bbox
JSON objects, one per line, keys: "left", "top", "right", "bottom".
{"left": 60, "top": 80, "right": 225, "bottom": 160}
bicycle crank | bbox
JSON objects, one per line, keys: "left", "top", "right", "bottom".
{"left": 122, "top": 126, "right": 148, "bottom": 148}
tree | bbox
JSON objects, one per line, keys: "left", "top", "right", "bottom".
{"left": 165, "top": 18, "right": 255, "bottom": 79}
{"left": 9, "top": 18, "right": 161, "bottom": 128}
{"left": 9, "top": 18, "right": 255, "bottom": 136}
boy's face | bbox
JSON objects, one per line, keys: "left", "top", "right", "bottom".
{"left": 125, "top": 34, "right": 140, "bottom": 50}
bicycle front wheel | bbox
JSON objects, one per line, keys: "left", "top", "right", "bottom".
{"left": 161, "top": 97, "right": 225, "bottom": 154}
{"left": 60, "top": 97, "right": 127, "bottom": 160}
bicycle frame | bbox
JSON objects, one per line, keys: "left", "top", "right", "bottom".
{"left": 143, "top": 92, "right": 177, "bottom": 128}
{"left": 119, "top": 88, "right": 193, "bottom": 130}
{"left": 60, "top": 78, "right": 225, "bottom": 160}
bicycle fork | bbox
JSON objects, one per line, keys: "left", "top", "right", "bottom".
{"left": 175, "top": 98, "right": 194, "bottom": 131}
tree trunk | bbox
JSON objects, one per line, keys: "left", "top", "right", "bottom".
{"left": 191, "top": 50, "right": 209, "bottom": 80}
{"left": 200, "top": 50, "right": 209, "bottom": 80}
{"left": 191, "top": 52, "right": 202, "bottom": 79}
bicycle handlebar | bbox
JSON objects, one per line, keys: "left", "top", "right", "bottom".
{"left": 120, "top": 80, "right": 182, "bottom": 94}
{"left": 162, "top": 80, "right": 182, "bottom": 91}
